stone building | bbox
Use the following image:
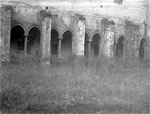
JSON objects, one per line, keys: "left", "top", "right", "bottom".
{"left": 0, "top": 0, "right": 149, "bottom": 65}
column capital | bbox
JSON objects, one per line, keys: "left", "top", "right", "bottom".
{"left": 23, "top": 34, "right": 28, "bottom": 37}
{"left": 88, "top": 39, "right": 92, "bottom": 42}
{"left": 40, "top": 10, "right": 58, "bottom": 19}
{"left": 40, "top": 10, "right": 52, "bottom": 18}
{"left": 75, "top": 14, "right": 85, "bottom": 21}
{"left": 2, "top": 5, "right": 13, "bottom": 11}
{"left": 58, "top": 37, "right": 63, "bottom": 40}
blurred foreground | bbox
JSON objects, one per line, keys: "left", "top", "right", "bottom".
{"left": 0, "top": 56, "right": 150, "bottom": 114}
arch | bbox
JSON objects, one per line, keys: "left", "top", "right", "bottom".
{"left": 27, "top": 26, "right": 41, "bottom": 57}
{"left": 62, "top": 28, "right": 73, "bottom": 39}
{"left": 139, "top": 38, "right": 146, "bottom": 60}
{"left": 51, "top": 28, "right": 59, "bottom": 55}
{"left": 116, "top": 34, "right": 126, "bottom": 43}
{"left": 11, "top": 23, "right": 26, "bottom": 34}
{"left": 85, "top": 29, "right": 91, "bottom": 39}
{"left": 10, "top": 24, "right": 25, "bottom": 55}
{"left": 90, "top": 31, "right": 101, "bottom": 41}
{"left": 27, "top": 25, "right": 41, "bottom": 35}
{"left": 51, "top": 26, "right": 60, "bottom": 34}
{"left": 84, "top": 32, "right": 89, "bottom": 56}
{"left": 91, "top": 33, "right": 101, "bottom": 57}
{"left": 62, "top": 30, "right": 73, "bottom": 59}
{"left": 116, "top": 36, "right": 125, "bottom": 57}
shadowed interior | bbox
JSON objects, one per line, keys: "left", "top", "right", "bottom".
{"left": 116, "top": 36, "right": 125, "bottom": 58}
{"left": 10, "top": 25, "right": 25, "bottom": 55}
{"left": 51, "top": 29, "right": 59, "bottom": 56}
{"left": 27, "top": 27, "right": 40, "bottom": 57}
{"left": 84, "top": 32, "right": 89, "bottom": 56}
{"left": 139, "top": 38, "right": 146, "bottom": 60}
{"left": 91, "top": 33, "right": 100, "bottom": 57}
{"left": 62, "top": 30, "right": 72, "bottom": 59}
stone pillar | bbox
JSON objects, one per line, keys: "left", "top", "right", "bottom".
{"left": 74, "top": 15, "right": 86, "bottom": 56}
{"left": 0, "top": 20, "right": 1, "bottom": 92}
{"left": 123, "top": 41, "right": 127, "bottom": 63}
{"left": 98, "top": 40, "right": 102, "bottom": 57}
{"left": 58, "top": 37, "right": 62, "bottom": 58}
{"left": 104, "top": 31, "right": 115, "bottom": 57}
{"left": 143, "top": 43, "right": 150, "bottom": 67}
{"left": 87, "top": 40, "right": 92, "bottom": 58}
{"left": 24, "top": 34, "right": 28, "bottom": 55}
{"left": 0, "top": 6, "right": 11, "bottom": 62}
{"left": 41, "top": 11, "right": 52, "bottom": 63}
{"left": 103, "top": 22, "right": 115, "bottom": 58}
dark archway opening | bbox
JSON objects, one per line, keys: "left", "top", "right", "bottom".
{"left": 10, "top": 25, "right": 25, "bottom": 55}
{"left": 116, "top": 36, "right": 125, "bottom": 58}
{"left": 51, "top": 29, "right": 59, "bottom": 56}
{"left": 27, "top": 27, "right": 40, "bottom": 57}
{"left": 91, "top": 33, "right": 100, "bottom": 57}
{"left": 84, "top": 32, "right": 89, "bottom": 56}
{"left": 62, "top": 30, "right": 72, "bottom": 59}
{"left": 139, "top": 38, "right": 146, "bottom": 60}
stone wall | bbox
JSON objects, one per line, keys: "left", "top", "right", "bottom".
{"left": 0, "top": 0, "right": 149, "bottom": 65}
{"left": 0, "top": 5, "right": 11, "bottom": 62}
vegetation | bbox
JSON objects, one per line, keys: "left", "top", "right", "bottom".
{"left": 0, "top": 56, "right": 150, "bottom": 114}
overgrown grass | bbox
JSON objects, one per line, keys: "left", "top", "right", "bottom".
{"left": 0, "top": 56, "right": 150, "bottom": 113}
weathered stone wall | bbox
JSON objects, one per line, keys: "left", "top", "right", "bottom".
{"left": 12, "top": 6, "right": 41, "bottom": 24}
{"left": 41, "top": 13, "right": 51, "bottom": 62}
{"left": 74, "top": 15, "right": 85, "bottom": 56}
{"left": 35, "top": 0, "right": 147, "bottom": 24}
{"left": 125, "top": 20, "right": 142, "bottom": 63}
{"left": 145, "top": 0, "right": 150, "bottom": 64}
{"left": 3, "top": 0, "right": 147, "bottom": 25}
{"left": 0, "top": 6, "right": 11, "bottom": 62}
{"left": 0, "top": 0, "right": 149, "bottom": 64}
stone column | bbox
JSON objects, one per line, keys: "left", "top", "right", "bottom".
{"left": 41, "top": 11, "right": 52, "bottom": 63}
{"left": 87, "top": 40, "right": 92, "bottom": 58}
{"left": 0, "top": 20, "right": 1, "bottom": 92}
{"left": 0, "top": 6, "right": 11, "bottom": 62}
{"left": 58, "top": 37, "right": 62, "bottom": 58}
{"left": 103, "top": 22, "right": 115, "bottom": 58}
{"left": 144, "top": 43, "right": 150, "bottom": 68}
{"left": 123, "top": 41, "right": 126, "bottom": 63}
{"left": 98, "top": 40, "right": 102, "bottom": 57}
{"left": 75, "top": 15, "right": 86, "bottom": 56}
{"left": 24, "top": 34, "right": 28, "bottom": 55}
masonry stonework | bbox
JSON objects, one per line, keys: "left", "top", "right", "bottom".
{"left": 0, "top": 6, "right": 11, "bottom": 62}
{"left": 41, "top": 11, "right": 52, "bottom": 62}
{"left": 0, "top": 0, "right": 149, "bottom": 66}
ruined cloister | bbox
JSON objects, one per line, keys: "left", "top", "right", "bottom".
{"left": 0, "top": 3, "right": 150, "bottom": 66}
{"left": 0, "top": 1, "right": 150, "bottom": 113}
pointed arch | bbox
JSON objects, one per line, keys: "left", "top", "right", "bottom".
{"left": 84, "top": 32, "right": 90, "bottom": 56}
{"left": 27, "top": 26, "right": 41, "bottom": 57}
{"left": 62, "top": 29, "right": 73, "bottom": 58}
{"left": 10, "top": 24, "right": 26, "bottom": 55}
{"left": 116, "top": 36, "right": 125, "bottom": 57}
{"left": 51, "top": 28, "right": 59, "bottom": 55}
{"left": 27, "top": 25, "right": 41, "bottom": 35}
{"left": 62, "top": 28, "right": 73, "bottom": 39}
{"left": 139, "top": 38, "right": 146, "bottom": 60}
{"left": 91, "top": 33, "right": 101, "bottom": 57}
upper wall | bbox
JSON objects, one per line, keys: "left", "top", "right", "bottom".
{"left": 0, "top": 0, "right": 147, "bottom": 24}
{"left": 0, "top": 0, "right": 148, "bottom": 40}
{"left": 12, "top": 6, "right": 41, "bottom": 24}
{"left": 37, "top": 0, "right": 147, "bottom": 24}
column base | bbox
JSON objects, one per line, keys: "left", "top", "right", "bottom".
{"left": 41, "top": 56, "right": 51, "bottom": 64}
{"left": 1, "top": 54, "right": 10, "bottom": 63}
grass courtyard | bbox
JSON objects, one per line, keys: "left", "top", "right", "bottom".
{"left": 0, "top": 56, "right": 150, "bottom": 114}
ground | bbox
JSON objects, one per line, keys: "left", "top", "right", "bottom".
{"left": 0, "top": 56, "right": 150, "bottom": 114}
